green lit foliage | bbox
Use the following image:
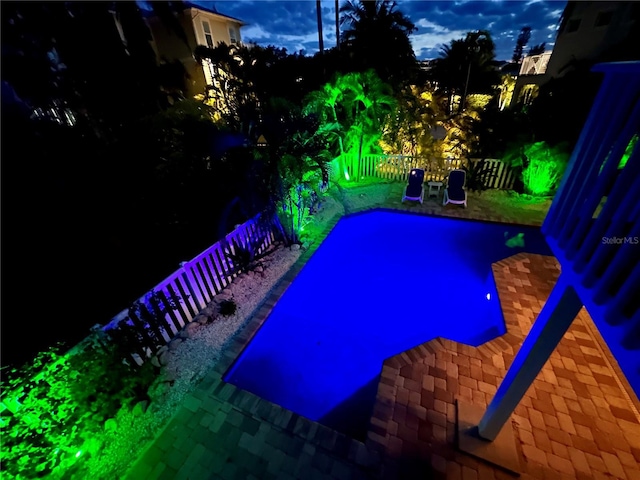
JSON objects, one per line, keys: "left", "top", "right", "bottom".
{"left": 303, "top": 81, "right": 347, "bottom": 156}
{"left": 0, "top": 336, "right": 155, "bottom": 479}
{"left": 304, "top": 70, "right": 395, "bottom": 180}
{"left": 275, "top": 127, "right": 331, "bottom": 243}
{"left": 618, "top": 134, "right": 638, "bottom": 170}
{"left": 339, "top": 71, "right": 396, "bottom": 162}
{"left": 505, "top": 141, "right": 570, "bottom": 196}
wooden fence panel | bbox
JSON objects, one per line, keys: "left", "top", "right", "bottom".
{"left": 339, "top": 154, "right": 517, "bottom": 188}
{"left": 345, "top": 154, "right": 516, "bottom": 189}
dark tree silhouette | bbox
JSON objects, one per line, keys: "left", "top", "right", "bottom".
{"left": 430, "top": 30, "right": 500, "bottom": 113}
{"left": 512, "top": 26, "right": 531, "bottom": 63}
{"left": 339, "top": 0, "right": 418, "bottom": 93}
{"left": 528, "top": 43, "right": 546, "bottom": 55}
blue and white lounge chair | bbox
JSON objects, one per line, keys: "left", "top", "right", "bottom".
{"left": 443, "top": 169, "right": 467, "bottom": 208}
{"left": 402, "top": 168, "right": 425, "bottom": 204}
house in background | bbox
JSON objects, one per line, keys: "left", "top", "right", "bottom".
{"left": 511, "top": 0, "right": 639, "bottom": 107}
{"left": 145, "top": 1, "right": 245, "bottom": 99}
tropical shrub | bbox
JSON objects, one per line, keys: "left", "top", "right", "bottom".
{"left": 219, "top": 299, "right": 238, "bottom": 317}
{"left": 0, "top": 336, "right": 155, "bottom": 479}
{"left": 463, "top": 159, "right": 496, "bottom": 192}
{"left": 504, "top": 141, "right": 570, "bottom": 196}
{"left": 522, "top": 142, "right": 570, "bottom": 196}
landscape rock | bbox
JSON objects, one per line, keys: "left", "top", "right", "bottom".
{"left": 183, "top": 321, "right": 201, "bottom": 338}
{"left": 158, "top": 350, "right": 172, "bottom": 366}
{"left": 213, "top": 293, "right": 233, "bottom": 303}
{"left": 202, "top": 305, "right": 218, "bottom": 316}
{"left": 169, "top": 338, "right": 183, "bottom": 351}
{"left": 160, "top": 366, "right": 176, "bottom": 384}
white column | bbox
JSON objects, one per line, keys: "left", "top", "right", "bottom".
{"left": 477, "top": 275, "right": 583, "bottom": 441}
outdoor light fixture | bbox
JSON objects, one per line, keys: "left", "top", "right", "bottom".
{"left": 256, "top": 134, "right": 268, "bottom": 147}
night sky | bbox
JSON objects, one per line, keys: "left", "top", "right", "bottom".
{"left": 196, "top": 0, "right": 567, "bottom": 61}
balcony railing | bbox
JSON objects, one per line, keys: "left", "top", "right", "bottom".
{"left": 519, "top": 52, "right": 552, "bottom": 76}
{"left": 542, "top": 61, "right": 640, "bottom": 395}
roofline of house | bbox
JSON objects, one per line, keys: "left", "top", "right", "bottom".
{"left": 183, "top": 2, "right": 246, "bottom": 26}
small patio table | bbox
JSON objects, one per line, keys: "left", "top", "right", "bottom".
{"left": 427, "top": 181, "right": 444, "bottom": 199}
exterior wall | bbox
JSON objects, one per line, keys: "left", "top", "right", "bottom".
{"left": 545, "top": 1, "right": 637, "bottom": 78}
{"left": 510, "top": 1, "right": 638, "bottom": 107}
{"left": 189, "top": 9, "right": 242, "bottom": 48}
{"left": 147, "top": 7, "right": 243, "bottom": 98}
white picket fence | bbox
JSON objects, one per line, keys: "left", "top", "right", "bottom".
{"left": 341, "top": 154, "right": 517, "bottom": 189}
{"left": 99, "top": 212, "right": 283, "bottom": 364}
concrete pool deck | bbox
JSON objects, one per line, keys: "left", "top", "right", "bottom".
{"left": 125, "top": 188, "right": 640, "bottom": 479}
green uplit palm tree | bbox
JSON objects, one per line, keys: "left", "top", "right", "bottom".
{"left": 304, "top": 70, "right": 395, "bottom": 180}
{"left": 337, "top": 70, "right": 395, "bottom": 169}
{"left": 303, "top": 81, "right": 347, "bottom": 157}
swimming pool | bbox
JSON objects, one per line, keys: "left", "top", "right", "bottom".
{"left": 224, "top": 210, "right": 553, "bottom": 439}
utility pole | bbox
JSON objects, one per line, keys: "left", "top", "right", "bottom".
{"left": 461, "top": 36, "right": 481, "bottom": 113}
{"left": 335, "top": 0, "right": 340, "bottom": 49}
{"left": 316, "top": 0, "right": 324, "bottom": 54}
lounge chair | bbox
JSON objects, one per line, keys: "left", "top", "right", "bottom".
{"left": 402, "top": 168, "right": 425, "bottom": 204}
{"left": 443, "top": 169, "right": 467, "bottom": 208}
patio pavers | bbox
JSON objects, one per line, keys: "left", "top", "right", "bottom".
{"left": 124, "top": 188, "right": 639, "bottom": 479}
{"left": 369, "top": 253, "right": 640, "bottom": 479}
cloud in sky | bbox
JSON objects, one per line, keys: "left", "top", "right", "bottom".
{"left": 199, "top": 0, "right": 566, "bottom": 60}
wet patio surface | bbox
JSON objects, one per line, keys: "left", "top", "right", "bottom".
{"left": 125, "top": 186, "right": 640, "bottom": 479}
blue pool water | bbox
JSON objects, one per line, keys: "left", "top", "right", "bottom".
{"left": 224, "top": 211, "right": 552, "bottom": 439}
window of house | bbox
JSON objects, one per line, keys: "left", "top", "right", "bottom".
{"left": 565, "top": 18, "right": 581, "bottom": 33}
{"left": 229, "top": 26, "right": 238, "bottom": 44}
{"left": 594, "top": 11, "right": 613, "bottom": 27}
{"left": 202, "top": 21, "right": 214, "bottom": 48}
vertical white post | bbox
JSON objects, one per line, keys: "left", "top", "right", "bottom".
{"left": 477, "top": 275, "right": 584, "bottom": 441}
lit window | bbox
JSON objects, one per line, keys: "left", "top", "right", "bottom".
{"left": 594, "top": 11, "right": 613, "bottom": 27}
{"left": 229, "top": 26, "right": 238, "bottom": 44}
{"left": 202, "top": 21, "right": 214, "bottom": 48}
{"left": 565, "top": 19, "right": 581, "bottom": 33}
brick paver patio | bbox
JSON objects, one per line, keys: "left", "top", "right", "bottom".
{"left": 124, "top": 186, "right": 640, "bottom": 479}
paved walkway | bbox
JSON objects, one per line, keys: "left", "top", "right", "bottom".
{"left": 124, "top": 191, "right": 640, "bottom": 479}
